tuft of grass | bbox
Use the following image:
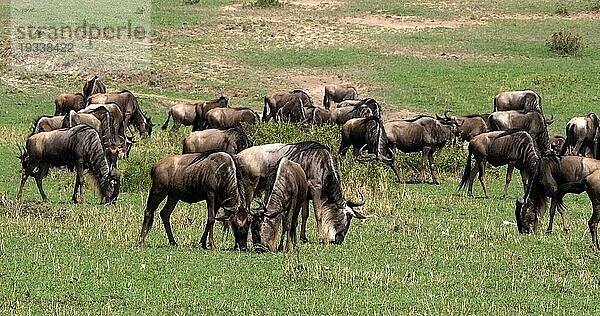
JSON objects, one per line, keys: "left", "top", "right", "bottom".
{"left": 546, "top": 29, "right": 582, "bottom": 56}
{"left": 251, "top": 0, "right": 283, "bottom": 8}
{"left": 554, "top": 4, "right": 568, "bottom": 15}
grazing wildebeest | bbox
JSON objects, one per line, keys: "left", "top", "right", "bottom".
{"left": 488, "top": 110, "right": 553, "bottom": 153}
{"left": 339, "top": 117, "right": 401, "bottom": 181}
{"left": 309, "top": 107, "right": 333, "bottom": 125}
{"left": 137, "top": 151, "right": 249, "bottom": 250}
{"left": 554, "top": 169, "right": 600, "bottom": 250}
{"left": 493, "top": 90, "right": 542, "bottom": 113}
{"left": 162, "top": 96, "right": 229, "bottom": 132}
{"left": 81, "top": 103, "right": 133, "bottom": 159}
{"left": 458, "top": 129, "right": 539, "bottom": 198}
{"left": 549, "top": 135, "right": 565, "bottom": 155}
{"left": 561, "top": 113, "right": 599, "bottom": 157}
{"left": 263, "top": 90, "right": 313, "bottom": 122}
{"left": 205, "top": 107, "right": 260, "bottom": 129}
{"left": 236, "top": 142, "right": 366, "bottom": 244}
{"left": 323, "top": 84, "right": 358, "bottom": 109}
{"left": 17, "top": 125, "right": 120, "bottom": 204}
{"left": 54, "top": 93, "right": 85, "bottom": 116}
{"left": 331, "top": 98, "right": 381, "bottom": 125}
{"left": 276, "top": 97, "right": 307, "bottom": 123}
{"left": 88, "top": 90, "right": 153, "bottom": 138}
{"left": 31, "top": 115, "right": 65, "bottom": 135}
{"left": 82, "top": 75, "right": 107, "bottom": 100}
{"left": 451, "top": 114, "right": 489, "bottom": 142}
{"left": 251, "top": 158, "right": 308, "bottom": 253}
{"left": 515, "top": 155, "right": 600, "bottom": 236}
{"left": 182, "top": 127, "right": 253, "bottom": 155}
{"left": 62, "top": 110, "right": 102, "bottom": 135}
{"left": 385, "top": 115, "right": 458, "bottom": 184}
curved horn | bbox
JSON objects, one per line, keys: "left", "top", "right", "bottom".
{"left": 347, "top": 191, "right": 365, "bottom": 208}
{"left": 545, "top": 114, "right": 554, "bottom": 125}
{"left": 444, "top": 110, "right": 451, "bottom": 119}
{"left": 435, "top": 114, "right": 442, "bottom": 120}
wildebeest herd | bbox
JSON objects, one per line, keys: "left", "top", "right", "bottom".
{"left": 16, "top": 78, "right": 600, "bottom": 251}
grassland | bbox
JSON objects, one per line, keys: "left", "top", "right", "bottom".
{"left": 1, "top": 0, "right": 600, "bottom": 314}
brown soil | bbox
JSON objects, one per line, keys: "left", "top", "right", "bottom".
{"left": 343, "top": 14, "right": 485, "bottom": 31}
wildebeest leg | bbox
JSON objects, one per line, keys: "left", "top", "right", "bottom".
{"left": 419, "top": 148, "right": 429, "bottom": 183}
{"left": 200, "top": 195, "right": 217, "bottom": 250}
{"left": 290, "top": 204, "right": 300, "bottom": 252}
{"left": 587, "top": 189, "right": 600, "bottom": 250}
{"left": 72, "top": 161, "right": 84, "bottom": 203}
{"left": 467, "top": 161, "right": 480, "bottom": 197}
{"left": 34, "top": 164, "right": 50, "bottom": 203}
{"left": 171, "top": 118, "right": 181, "bottom": 132}
{"left": 300, "top": 199, "right": 310, "bottom": 243}
{"left": 547, "top": 197, "right": 570, "bottom": 234}
{"left": 574, "top": 139, "right": 585, "bottom": 156}
{"left": 338, "top": 139, "right": 350, "bottom": 157}
{"left": 160, "top": 196, "right": 179, "bottom": 246}
{"left": 138, "top": 188, "right": 168, "bottom": 247}
{"left": 476, "top": 160, "right": 488, "bottom": 198}
{"left": 426, "top": 148, "right": 439, "bottom": 185}
{"left": 17, "top": 172, "right": 30, "bottom": 201}
{"left": 503, "top": 163, "right": 515, "bottom": 199}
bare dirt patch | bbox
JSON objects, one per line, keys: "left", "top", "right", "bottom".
{"left": 343, "top": 14, "right": 485, "bottom": 31}
{"left": 288, "top": 0, "right": 342, "bottom": 8}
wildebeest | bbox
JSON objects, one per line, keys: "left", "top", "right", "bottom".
{"left": 339, "top": 117, "right": 401, "bottom": 181}
{"left": 251, "top": 158, "right": 308, "bottom": 253}
{"left": 137, "top": 151, "right": 249, "bottom": 250}
{"left": 488, "top": 110, "right": 553, "bottom": 153}
{"left": 331, "top": 98, "right": 381, "bottom": 125}
{"left": 555, "top": 169, "right": 600, "bottom": 250}
{"left": 82, "top": 75, "right": 107, "bottom": 100}
{"left": 459, "top": 129, "right": 539, "bottom": 198}
{"left": 323, "top": 84, "right": 358, "bottom": 109}
{"left": 62, "top": 110, "right": 102, "bottom": 135}
{"left": 205, "top": 107, "right": 260, "bottom": 129}
{"left": 88, "top": 90, "right": 153, "bottom": 138}
{"left": 493, "top": 90, "right": 542, "bottom": 113}
{"left": 236, "top": 141, "right": 366, "bottom": 244}
{"left": 163, "top": 96, "right": 229, "bottom": 132}
{"left": 550, "top": 135, "right": 566, "bottom": 155}
{"left": 385, "top": 115, "right": 458, "bottom": 184}
{"left": 54, "top": 93, "right": 85, "bottom": 116}
{"left": 276, "top": 96, "right": 308, "bottom": 123}
{"left": 182, "top": 127, "right": 253, "bottom": 155}
{"left": 451, "top": 114, "right": 489, "bottom": 142}
{"left": 31, "top": 115, "right": 65, "bottom": 135}
{"left": 515, "top": 155, "right": 600, "bottom": 235}
{"left": 561, "top": 113, "right": 599, "bottom": 157}
{"left": 17, "top": 125, "right": 120, "bottom": 204}
{"left": 80, "top": 103, "right": 133, "bottom": 159}
{"left": 263, "top": 90, "right": 313, "bottom": 122}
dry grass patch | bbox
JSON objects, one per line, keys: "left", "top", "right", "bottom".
{"left": 343, "top": 14, "right": 485, "bottom": 31}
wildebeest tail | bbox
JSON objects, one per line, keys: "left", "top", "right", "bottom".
{"left": 560, "top": 123, "right": 575, "bottom": 156}
{"left": 458, "top": 143, "right": 473, "bottom": 191}
{"left": 262, "top": 97, "right": 269, "bottom": 122}
{"left": 493, "top": 95, "right": 498, "bottom": 112}
{"left": 162, "top": 109, "right": 171, "bottom": 130}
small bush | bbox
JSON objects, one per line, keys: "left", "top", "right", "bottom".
{"left": 554, "top": 5, "right": 568, "bottom": 15}
{"left": 252, "top": 0, "right": 283, "bottom": 8}
{"left": 546, "top": 29, "right": 582, "bottom": 56}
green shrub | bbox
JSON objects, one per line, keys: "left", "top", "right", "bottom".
{"left": 546, "top": 29, "right": 582, "bottom": 56}
{"left": 252, "top": 0, "right": 283, "bottom": 8}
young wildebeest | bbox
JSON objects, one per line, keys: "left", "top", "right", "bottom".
{"left": 82, "top": 75, "right": 106, "bottom": 100}
{"left": 182, "top": 127, "right": 253, "bottom": 155}
{"left": 554, "top": 169, "right": 600, "bottom": 250}
{"left": 549, "top": 135, "right": 566, "bottom": 155}
{"left": 339, "top": 117, "right": 401, "bottom": 182}
{"left": 493, "top": 90, "right": 542, "bottom": 114}
{"left": 489, "top": 110, "right": 553, "bottom": 153}
{"left": 561, "top": 113, "right": 599, "bottom": 158}
{"left": 323, "top": 84, "right": 358, "bottom": 109}
{"left": 17, "top": 125, "right": 120, "bottom": 204}
{"left": 162, "top": 96, "right": 229, "bottom": 132}
{"left": 138, "top": 151, "right": 250, "bottom": 250}
{"left": 236, "top": 142, "right": 366, "bottom": 244}
{"left": 251, "top": 158, "right": 308, "bottom": 253}
{"left": 205, "top": 107, "right": 260, "bottom": 129}
{"left": 451, "top": 114, "right": 489, "bottom": 143}
{"left": 263, "top": 90, "right": 313, "bottom": 122}
{"left": 459, "top": 129, "right": 539, "bottom": 198}
{"left": 385, "top": 115, "right": 458, "bottom": 184}
{"left": 515, "top": 155, "right": 600, "bottom": 235}
{"left": 31, "top": 115, "right": 65, "bottom": 135}
{"left": 88, "top": 90, "right": 153, "bottom": 138}
{"left": 54, "top": 93, "right": 85, "bottom": 116}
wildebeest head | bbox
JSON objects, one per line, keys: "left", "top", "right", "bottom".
{"left": 219, "top": 197, "right": 251, "bottom": 251}
{"left": 135, "top": 112, "right": 153, "bottom": 138}
{"left": 327, "top": 193, "right": 367, "bottom": 244}
{"left": 514, "top": 195, "right": 542, "bottom": 234}
{"left": 249, "top": 199, "right": 279, "bottom": 253}
{"left": 101, "top": 168, "right": 121, "bottom": 204}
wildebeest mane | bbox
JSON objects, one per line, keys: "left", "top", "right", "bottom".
{"left": 189, "top": 150, "right": 245, "bottom": 209}
{"left": 402, "top": 115, "right": 434, "bottom": 122}
{"left": 66, "top": 125, "right": 113, "bottom": 195}
{"left": 223, "top": 127, "right": 253, "bottom": 150}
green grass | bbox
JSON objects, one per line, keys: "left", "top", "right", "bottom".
{"left": 2, "top": 0, "right": 600, "bottom": 314}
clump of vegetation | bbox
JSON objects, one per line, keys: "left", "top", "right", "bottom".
{"left": 554, "top": 5, "right": 568, "bottom": 15}
{"left": 589, "top": 1, "right": 600, "bottom": 11}
{"left": 251, "top": 0, "right": 283, "bottom": 8}
{"left": 546, "top": 29, "right": 582, "bottom": 56}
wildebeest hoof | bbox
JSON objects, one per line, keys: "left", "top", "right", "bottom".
{"left": 300, "top": 236, "right": 308, "bottom": 243}
{"left": 563, "top": 228, "right": 571, "bottom": 234}
{"left": 545, "top": 230, "right": 553, "bottom": 235}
